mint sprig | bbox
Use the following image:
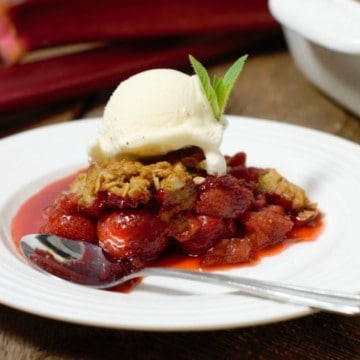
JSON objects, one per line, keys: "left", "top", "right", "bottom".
{"left": 189, "top": 54, "right": 248, "bottom": 121}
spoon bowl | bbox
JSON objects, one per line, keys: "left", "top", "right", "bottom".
{"left": 20, "top": 233, "right": 360, "bottom": 315}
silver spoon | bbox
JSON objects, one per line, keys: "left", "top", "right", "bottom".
{"left": 20, "top": 234, "right": 360, "bottom": 315}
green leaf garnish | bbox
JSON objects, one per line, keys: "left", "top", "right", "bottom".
{"left": 189, "top": 54, "right": 248, "bottom": 121}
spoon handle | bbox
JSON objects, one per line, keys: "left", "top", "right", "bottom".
{"left": 127, "top": 268, "right": 360, "bottom": 315}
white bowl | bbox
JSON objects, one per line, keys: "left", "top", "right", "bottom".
{"left": 269, "top": 0, "right": 360, "bottom": 117}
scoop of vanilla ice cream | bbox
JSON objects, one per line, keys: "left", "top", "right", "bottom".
{"left": 89, "top": 68, "right": 227, "bottom": 174}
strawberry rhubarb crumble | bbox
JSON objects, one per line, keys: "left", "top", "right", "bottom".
{"left": 25, "top": 56, "right": 319, "bottom": 280}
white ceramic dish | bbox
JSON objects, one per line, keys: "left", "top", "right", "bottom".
{"left": 269, "top": 0, "right": 360, "bottom": 117}
{"left": 0, "top": 116, "right": 360, "bottom": 331}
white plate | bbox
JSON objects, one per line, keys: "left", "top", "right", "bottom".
{"left": 1, "top": 116, "right": 360, "bottom": 331}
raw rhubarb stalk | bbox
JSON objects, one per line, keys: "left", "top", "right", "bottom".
{"left": 0, "top": 31, "right": 280, "bottom": 116}
{"left": 0, "top": 0, "right": 278, "bottom": 63}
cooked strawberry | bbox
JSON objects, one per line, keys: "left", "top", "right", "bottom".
{"left": 226, "top": 152, "right": 247, "bottom": 167}
{"left": 50, "top": 192, "right": 79, "bottom": 215}
{"left": 79, "top": 192, "right": 107, "bottom": 219}
{"left": 105, "top": 191, "right": 151, "bottom": 209}
{"left": 173, "top": 215, "right": 235, "bottom": 255}
{"left": 201, "top": 237, "right": 253, "bottom": 266}
{"left": 41, "top": 193, "right": 97, "bottom": 243}
{"left": 242, "top": 205, "right": 294, "bottom": 249}
{"left": 97, "top": 209, "right": 169, "bottom": 262}
{"left": 226, "top": 152, "right": 263, "bottom": 182}
{"left": 168, "top": 213, "right": 202, "bottom": 243}
{"left": 40, "top": 212, "right": 98, "bottom": 243}
{"left": 228, "top": 166, "right": 263, "bottom": 183}
{"left": 195, "top": 175, "right": 254, "bottom": 218}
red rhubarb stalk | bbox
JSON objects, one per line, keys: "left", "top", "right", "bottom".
{"left": 0, "top": 31, "right": 280, "bottom": 116}
{"left": 0, "top": 0, "right": 278, "bottom": 63}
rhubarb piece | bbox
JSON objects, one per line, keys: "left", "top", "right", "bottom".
{"left": 176, "top": 215, "right": 232, "bottom": 256}
{"left": 242, "top": 205, "right": 294, "bottom": 250}
{"left": 172, "top": 214, "right": 232, "bottom": 255}
{"left": 202, "top": 237, "right": 253, "bottom": 266}
{"left": 195, "top": 175, "right": 254, "bottom": 218}
{"left": 0, "top": 0, "right": 278, "bottom": 63}
{"left": 0, "top": 31, "right": 279, "bottom": 117}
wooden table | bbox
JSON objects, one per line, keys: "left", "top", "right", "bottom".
{"left": 1, "top": 39, "right": 360, "bottom": 360}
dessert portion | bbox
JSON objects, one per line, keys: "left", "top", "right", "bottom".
{"left": 38, "top": 55, "right": 318, "bottom": 279}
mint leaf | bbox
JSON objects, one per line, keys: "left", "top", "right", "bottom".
{"left": 221, "top": 55, "right": 247, "bottom": 110}
{"left": 189, "top": 54, "right": 247, "bottom": 121}
{"left": 189, "top": 55, "right": 220, "bottom": 120}
{"left": 212, "top": 75, "right": 227, "bottom": 114}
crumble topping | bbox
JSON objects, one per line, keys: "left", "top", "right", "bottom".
{"left": 69, "top": 143, "right": 210, "bottom": 210}
{"left": 257, "top": 168, "right": 317, "bottom": 221}
{"left": 70, "top": 159, "right": 195, "bottom": 207}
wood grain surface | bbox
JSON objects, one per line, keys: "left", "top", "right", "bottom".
{"left": 1, "top": 38, "right": 360, "bottom": 360}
